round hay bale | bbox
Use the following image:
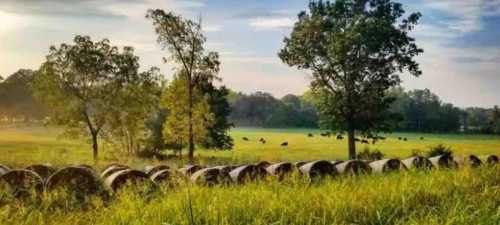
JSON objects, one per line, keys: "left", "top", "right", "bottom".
{"left": 256, "top": 161, "right": 271, "bottom": 169}
{"left": 75, "top": 164, "right": 95, "bottom": 172}
{"left": 25, "top": 164, "right": 56, "bottom": 180}
{"left": 213, "top": 165, "right": 238, "bottom": 175}
{"left": 178, "top": 165, "right": 203, "bottom": 176}
{"left": 456, "top": 155, "right": 482, "bottom": 168}
{"left": 486, "top": 155, "right": 499, "bottom": 165}
{"left": 190, "top": 168, "right": 223, "bottom": 186}
{"left": 299, "top": 160, "right": 337, "bottom": 179}
{"left": 101, "top": 163, "right": 128, "bottom": 172}
{"left": 101, "top": 165, "right": 129, "bottom": 179}
{"left": 150, "top": 169, "right": 183, "bottom": 185}
{"left": 0, "top": 164, "right": 10, "bottom": 176}
{"left": 266, "top": 162, "right": 293, "bottom": 179}
{"left": 369, "top": 159, "right": 407, "bottom": 173}
{"left": 401, "top": 156, "right": 433, "bottom": 170}
{"left": 335, "top": 160, "right": 372, "bottom": 175}
{"left": 0, "top": 169, "right": 43, "bottom": 197}
{"left": 104, "top": 169, "right": 152, "bottom": 191}
{"left": 144, "top": 165, "right": 170, "bottom": 177}
{"left": 229, "top": 165, "right": 268, "bottom": 183}
{"left": 45, "top": 166, "right": 101, "bottom": 194}
{"left": 330, "top": 160, "right": 344, "bottom": 166}
{"left": 429, "top": 155, "right": 458, "bottom": 169}
{"left": 293, "top": 161, "right": 309, "bottom": 169}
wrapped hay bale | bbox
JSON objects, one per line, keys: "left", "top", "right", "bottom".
{"left": 330, "top": 160, "right": 344, "bottom": 167}
{"left": 369, "top": 159, "right": 407, "bottom": 173}
{"left": 456, "top": 155, "right": 482, "bottom": 168}
{"left": 25, "top": 164, "right": 56, "bottom": 180}
{"left": 293, "top": 161, "right": 309, "bottom": 169}
{"left": 104, "top": 169, "right": 152, "bottom": 191}
{"left": 0, "top": 169, "right": 43, "bottom": 197}
{"left": 401, "top": 156, "right": 433, "bottom": 170}
{"left": 213, "top": 165, "right": 238, "bottom": 175}
{"left": 335, "top": 160, "right": 372, "bottom": 175}
{"left": 486, "top": 155, "right": 499, "bottom": 166}
{"left": 190, "top": 168, "right": 224, "bottom": 186}
{"left": 75, "top": 164, "right": 95, "bottom": 172}
{"left": 256, "top": 161, "right": 271, "bottom": 169}
{"left": 45, "top": 166, "right": 101, "bottom": 194}
{"left": 178, "top": 165, "right": 203, "bottom": 177}
{"left": 229, "top": 165, "right": 268, "bottom": 183}
{"left": 266, "top": 162, "right": 293, "bottom": 180}
{"left": 144, "top": 165, "right": 170, "bottom": 177}
{"left": 429, "top": 154, "right": 458, "bottom": 169}
{"left": 101, "top": 165, "right": 129, "bottom": 178}
{"left": 101, "top": 163, "right": 128, "bottom": 173}
{"left": 299, "top": 160, "right": 337, "bottom": 180}
{"left": 0, "top": 164, "right": 10, "bottom": 176}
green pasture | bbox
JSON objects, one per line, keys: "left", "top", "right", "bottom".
{"left": 0, "top": 126, "right": 499, "bottom": 168}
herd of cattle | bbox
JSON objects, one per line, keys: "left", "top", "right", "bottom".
{"left": 0, "top": 154, "right": 498, "bottom": 197}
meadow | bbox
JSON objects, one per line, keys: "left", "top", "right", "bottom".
{"left": 0, "top": 126, "right": 499, "bottom": 225}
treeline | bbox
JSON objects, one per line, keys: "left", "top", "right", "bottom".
{"left": 1, "top": 70, "right": 499, "bottom": 134}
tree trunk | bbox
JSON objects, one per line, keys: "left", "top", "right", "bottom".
{"left": 188, "top": 78, "right": 195, "bottom": 162}
{"left": 91, "top": 133, "right": 98, "bottom": 161}
{"left": 347, "top": 128, "right": 356, "bottom": 160}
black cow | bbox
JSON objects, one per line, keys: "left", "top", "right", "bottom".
{"left": 281, "top": 142, "right": 288, "bottom": 147}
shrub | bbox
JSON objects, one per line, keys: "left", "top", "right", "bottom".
{"left": 426, "top": 144, "right": 453, "bottom": 158}
{"left": 356, "top": 147, "right": 384, "bottom": 160}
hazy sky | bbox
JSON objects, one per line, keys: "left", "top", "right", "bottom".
{"left": 0, "top": 0, "right": 499, "bottom": 107}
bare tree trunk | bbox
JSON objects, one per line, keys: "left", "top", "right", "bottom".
{"left": 347, "top": 128, "right": 356, "bottom": 160}
{"left": 188, "top": 78, "right": 195, "bottom": 162}
{"left": 91, "top": 132, "right": 99, "bottom": 161}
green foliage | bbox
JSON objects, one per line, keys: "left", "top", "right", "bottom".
{"left": 279, "top": 0, "right": 423, "bottom": 159}
{"left": 356, "top": 147, "right": 385, "bottom": 160}
{"left": 426, "top": 144, "right": 453, "bottom": 157}
{"left": 32, "top": 35, "right": 155, "bottom": 160}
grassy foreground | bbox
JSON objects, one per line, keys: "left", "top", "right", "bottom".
{"left": 0, "top": 167, "right": 499, "bottom": 225}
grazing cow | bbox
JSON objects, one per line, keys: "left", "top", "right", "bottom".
{"left": 403, "top": 138, "right": 408, "bottom": 141}
{"left": 420, "top": 137, "right": 424, "bottom": 140}
{"left": 242, "top": 137, "right": 249, "bottom": 141}
{"left": 398, "top": 137, "right": 402, "bottom": 140}
{"left": 336, "top": 135, "right": 344, "bottom": 140}
{"left": 260, "top": 138, "right": 266, "bottom": 144}
{"left": 361, "top": 140, "right": 369, "bottom": 144}
{"left": 354, "top": 138, "right": 361, "bottom": 142}
{"left": 308, "top": 133, "right": 314, "bottom": 137}
{"left": 281, "top": 142, "right": 288, "bottom": 147}
{"left": 372, "top": 139, "right": 377, "bottom": 145}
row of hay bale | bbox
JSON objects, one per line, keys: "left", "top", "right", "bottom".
{"left": 0, "top": 154, "right": 498, "bottom": 197}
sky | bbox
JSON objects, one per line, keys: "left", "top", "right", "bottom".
{"left": 0, "top": 0, "right": 499, "bottom": 108}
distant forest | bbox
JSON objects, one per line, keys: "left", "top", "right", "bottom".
{"left": 1, "top": 69, "right": 500, "bottom": 134}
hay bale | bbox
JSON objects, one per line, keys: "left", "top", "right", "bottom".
{"left": 0, "top": 164, "right": 10, "bottom": 176}
{"left": 335, "top": 160, "right": 372, "bottom": 175}
{"left": 75, "top": 164, "right": 95, "bottom": 172}
{"left": 144, "top": 165, "right": 170, "bottom": 177}
{"left": 25, "top": 164, "right": 56, "bottom": 180}
{"left": 369, "top": 159, "right": 407, "bottom": 173}
{"left": 293, "top": 161, "right": 309, "bottom": 169}
{"left": 178, "top": 165, "right": 203, "bottom": 176}
{"left": 330, "top": 160, "right": 344, "bottom": 166}
{"left": 486, "top": 155, "right": 499, "bottom": 165}
{"left": 102, "top": 163, "right": 128, "bottom": 172}
{"left": 45, "top": 166, "right": 101, "bottom": 194}
{"left": 456, "top": 155, "right": 482, "bottom": 168}
{"left": 150, "top": 169, "right": 183, "bottom": 185}
{"left": 266, "top": 162, "right": 293, "bottom": 179}
{"left": 401, "top": 156, "right": 433, "bottom": 169}
{"left": 299, "top": 160, "right": 337, "bottom": 179}
{"left": 190, "top": 168, "right": 223, "bottom": 186}
{"left": 256, "top": 161, "right": 271, "bottom": 169}
{"left": 213, "top": 165, "right": 238, "bottom": 175}
{"left": 0, "top": 169, "right": 43, "bottom": 197}
{"left": 104, "top": 169, "right": 152, "bottom": 191}
{"left": 229, "top": 165, "right": 268, "bottom": 183}
{"left": 101, "top": 165, "right": 129, "bottom": 178}
{"left": 429, "top": 154, "right": 458, "bottom": 169}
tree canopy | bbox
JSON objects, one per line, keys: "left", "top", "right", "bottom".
{"left": 279, "top": 0, "right": 423, "bottom": 159}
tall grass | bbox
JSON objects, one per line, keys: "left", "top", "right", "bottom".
{"left": 1, "top": 166, "right": 499, "bottom": 225}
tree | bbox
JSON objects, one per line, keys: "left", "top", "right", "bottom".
{"left": 33, "top": 35, "right": 148, "bottom": 161}
{"left": 490, "top": 105, "right": 500, "bottom": 134}
{"left": 147, "top": 9, "right": 221, "bottom": 160}
{"left": 279, "top": 0, "right": 423, "bottom": 159}
{"left": 161, "top": 72, "right": 214, "bottom": 156}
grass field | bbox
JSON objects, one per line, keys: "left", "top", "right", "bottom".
{"left": 0, "top": 126, "right": 499, "bottom": 167}
{"left": 1, "top": 126, "right": 499, "bottom": 225}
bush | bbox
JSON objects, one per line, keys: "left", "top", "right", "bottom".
{"left": 426, "top": 144, "right": 453, "bottom": 157}
{"left": 357, "top": 147, "right": 384, "bottom": 160}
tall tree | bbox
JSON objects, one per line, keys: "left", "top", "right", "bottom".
{"left": 147, "top": 9, "right": 221, "bottom": 160}
{"left": 33, "top": 35, "right": 148, "bottom": 161}
{"left": 279, "top": 0, "right": 423, "bottom": 159}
